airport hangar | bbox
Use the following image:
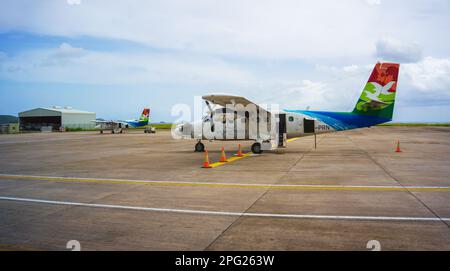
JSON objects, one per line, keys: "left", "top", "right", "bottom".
{"left": 18, "top": 106, "right": 96, "bottom": 131}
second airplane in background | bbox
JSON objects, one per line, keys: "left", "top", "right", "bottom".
{"left": 93, "top": 108, "right": 155, "bottom": 134}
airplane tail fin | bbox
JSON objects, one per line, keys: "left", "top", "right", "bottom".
{"left": 352, "top": 62, "right": 400, "bottom": 120}
{"left": 139, "top": 108, "right": 150, "bottom": 124}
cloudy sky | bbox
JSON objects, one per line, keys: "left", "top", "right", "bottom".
{"left": 1, "top": 0, "right": 450, "bottom": 122}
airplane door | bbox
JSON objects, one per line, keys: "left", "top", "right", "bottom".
{"left": 222, "top": 108, "right": 226, "bottom": 140}
{"left": 278, "top": 114, "right": 287, "bottom": 147}
{"left": 286, "top": 115, "right": 301, "bottom": 137}
{"left": 234, "top": 111, "right": 238, "bottom": 140}
{"left": 245, "top": 111, "right": 250, "bottom": 140}
{"left": 303, "top": 118, "right": 315, "bottom": 133}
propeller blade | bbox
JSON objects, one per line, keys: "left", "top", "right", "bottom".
{"left": 205, "top": 100, "right": 213, "bottom": 117}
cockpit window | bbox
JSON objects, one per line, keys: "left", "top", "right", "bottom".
{"left": 288, "top": 116, "right": 294, "bottom": 122}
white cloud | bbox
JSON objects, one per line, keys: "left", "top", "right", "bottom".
{"left": 0, "top": 0, "right": 448, "bottom": 61}
{"left": 266, "top": 57, "right": 450, "bottom": 112}
{"left": 264, "top": 76, "right": 363, "bottom": 112}
{"left": 280, "top": 80, "right": 335, "bottom": 110}
{"left": 402, "top": 57, "right": 450, "bottom": 92}
{"left": 66, "top": 0, "right": 81, "bottom": 5}
{"left": 50, "top": 43, "right": 85, "bottom": 59}
{"left": 375, "top": 38, "right": 423, "bottom": 63}
{"left": 58, "top": 43, "right": 83, "bottom": 55}
{"left": 311, "top": 58, "right": 450, "bottom": 109}
{"left": 0, "top": 42, "right": 256, "bottom": 86}
{"left": 1, "top": 0, "right": 449, "bottom": 121}
{"left": 3, "top": 0, "right": 445, "bottom": 60}
{"left": 2, "top": 42, "right": 449, "bottom": 111}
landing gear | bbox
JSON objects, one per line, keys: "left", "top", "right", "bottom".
{"left": 195, "top": 141, "right": 205, "bottom": 152}
{"left": 100, "top": 130, "right": 103, "bottom": 134}
{"left": 251, "top": 142, "right": 263, "bottom": 154}
{"left": 144, "top": 127, "right": 156, "bottom": 133}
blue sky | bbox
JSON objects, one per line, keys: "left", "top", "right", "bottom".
{"left": 1, "top": 0, "right": 450, "bottom": 122}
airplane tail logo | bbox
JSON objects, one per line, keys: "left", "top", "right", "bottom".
{"left": 139, "top": 108, "right": 150, "bottom": 123}
{"left": 353, "top": 62, "right": 400, "bottom": 119}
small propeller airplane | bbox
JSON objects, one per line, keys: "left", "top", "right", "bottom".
{"left": 93, "top": 108, "right": 154, "bottom": 134}
{"left": 174, "top": 62, "right": 400, "bottom": 154}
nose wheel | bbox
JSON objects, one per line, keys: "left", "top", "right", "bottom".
{"left": 251, "top": 142, "right": 263, "bottom": 154}
{"left": 195, "top": 141, "right": 205, "bottom": 152}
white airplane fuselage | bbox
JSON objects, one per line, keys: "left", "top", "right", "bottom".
{"left": 175, "top": 111, "right": 334, "bottom": 141}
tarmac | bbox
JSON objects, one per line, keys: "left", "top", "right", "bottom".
{"left": 0, "top": 126, "right": 449, "bottom": 250}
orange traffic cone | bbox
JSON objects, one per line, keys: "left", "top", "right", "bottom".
{"left": 202, "top": 150, "right": 212, "bottom": 168}
{"left": 220, "top": 147, "right": 228, "bottom": 162}
{"left": 395, "top": 140, "right": 402, "bottom": 153}
{"left": 236, "top": 144, "right": 243, "bottom": 157}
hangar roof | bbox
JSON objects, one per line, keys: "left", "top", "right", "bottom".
{"left": 19, "top": 107, "right": 95, "bottom": 117}
{"left": 42, "top": 107, "right": 95, "bottom": 114}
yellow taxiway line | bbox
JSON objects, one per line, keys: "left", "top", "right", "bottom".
{"left": 209, "top": 152, "right": 253, "bottom": 168}
{"left": 287, "top": 137, "right": 301, "bottom": 143}
{"left": 1, "top": 174, "right": 450, "bottom": 192}
{"left": 209, "top": 137, "right": 302, "bottom": 168}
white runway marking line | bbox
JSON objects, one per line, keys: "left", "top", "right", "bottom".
{"left": 1, "top": 174, "right": 450, "bottom": 191}
{"left": 0, "top": 196, "right": 449, "bottom": 222}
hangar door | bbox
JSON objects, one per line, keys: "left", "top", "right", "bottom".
{"left": 20, "top": 116, "right": 61, "bottom": 131}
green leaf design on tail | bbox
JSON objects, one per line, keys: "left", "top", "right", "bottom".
{"left": 352, "top": 63, "right": 399, "bottom": 120}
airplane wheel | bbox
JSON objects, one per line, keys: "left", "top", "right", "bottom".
{"left": 100, "top": 130, "right": 103, "bottom": 134}
{"left": 111, "top": 130, "right": 115, "bottom": 134}
{"left": 251, "top": 143, "right": 263, "bottom": 154}
{"left": 195, "top": 142, "right": 205, "bottom": 152}
{"left": 120, "top": 130, "right": 123, "bottom": 134}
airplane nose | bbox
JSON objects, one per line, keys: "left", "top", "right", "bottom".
{"left": 172, "top": 122, "right": 194, "bottom": 139}
{"left": 171, "top": 124, "right": 183, "bottom": 139}
{"left": 172, "top": 123, "right": 184, "bottom": 138}
{"left": 177, "top": 123, "right": 184, "bottom": 133}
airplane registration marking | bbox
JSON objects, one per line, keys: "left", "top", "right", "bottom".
{"left": 1, "top": 174, "right": 450, "bottom": 192}
{"left": 0, "top": 196, "right": 449, "bottom": 222}
{"left": 317, "top": 125, "right": 331, "bottom": 131}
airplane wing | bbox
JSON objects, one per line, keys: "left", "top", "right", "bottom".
{"left": 91, "top": 120, "right": 125, "bottom": 125}
{"left": 202, "top": 94, "right": 274, "bottom": 141}
{"left": 202, "top": 94, "right": 255, "bottom": 107}
{"left": 202, "top": 94, "right": 271, "bottom": 115}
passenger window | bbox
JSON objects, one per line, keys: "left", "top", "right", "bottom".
{"left": 288, "top": 116, "right": 294, "bottom": 122}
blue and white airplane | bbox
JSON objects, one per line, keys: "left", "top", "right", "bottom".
{"left": 93, "top": 108, "right": 151, "bottom": 134}
{"left": 175, "top": 62, "right": 400, "bottom": 153}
